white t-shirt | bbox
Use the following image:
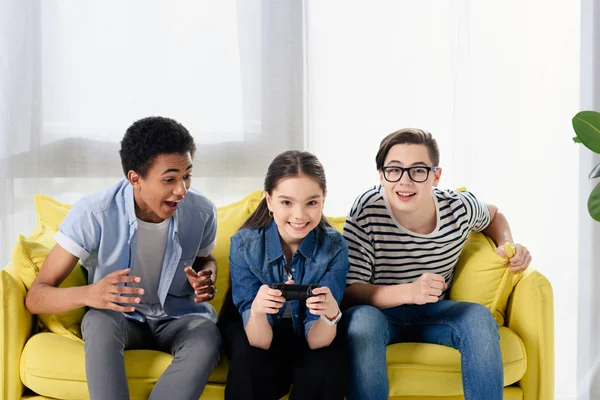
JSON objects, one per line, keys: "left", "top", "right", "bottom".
{"left": 131, "top": 217, "right": 170, "bottom": 319}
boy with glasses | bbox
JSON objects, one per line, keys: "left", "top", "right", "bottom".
{"left": 342, "top": 128, "right": 532, "bottom": 400}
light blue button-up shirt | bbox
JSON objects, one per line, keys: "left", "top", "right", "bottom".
{"left": 55, "top": 179, "right": 218, "bottom": 323}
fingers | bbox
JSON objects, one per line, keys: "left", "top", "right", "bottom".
{"left": 310, "top": 286, "right": 330, "bottom": 296}
{"left": 421, "top": 274, "right": 447, "bottom": 290}
{"left": 506, "top": 244, "right": 531, "bottom": 272}
{"left": 496, "top": 246, "right": 507, "bottom": 258}
{"left": 108, "top": 303, "right": 136, "bottom": 313}
{"left": 306, "top": 294, "right": 327, "bottom": 304}
{"left": 430, "top": 280, "right": 446, "bottom": 291}
{"left": 194, "top": 293, "right": 215, "bottom": 303}
{"left": 426, "top": 295, "right": 440, "bottom": 303}
{"left": 107, "top": 271, "right": 141, "bottom": 285}
{"left": 110, "top": 294, "right": 141, "bottom": 304}
{"left": 194, "top": 285, "right": 215, "bottom": 297}
{"left": 510, "top": 253, "right": 532, "bottom": 273}
{"left": 184, "top": 266, "right": 197, "bottom": 277}
{"left": 191, "top": 277, "right": 213, "bottom": 289}
{"left": 113, "top": 286, "right": 144, "bottom": 295}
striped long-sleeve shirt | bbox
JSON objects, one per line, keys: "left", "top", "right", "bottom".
{"left": 343, "top": 186, "right": 491, "bottom": 296}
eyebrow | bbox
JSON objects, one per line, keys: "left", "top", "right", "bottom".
{"left": 277, "top": 194, "right": 322, "bottom": 201}
{"left": 161, "top": 164, "right": 193, "bottom": 175}
{"left": 387, "top": 160, "right": 429, "bottom": 167}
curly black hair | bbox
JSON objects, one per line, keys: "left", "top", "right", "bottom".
{"left": 119, "top": 116, "right": 197, "bottom": 177}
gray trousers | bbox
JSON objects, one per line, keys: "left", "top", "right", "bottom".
{"left": 81, "top": 308, "right": 222, "bottom": 400}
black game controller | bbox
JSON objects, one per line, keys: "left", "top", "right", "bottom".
{"left": 270, "top": 283, "right": 319, "bottom": 301}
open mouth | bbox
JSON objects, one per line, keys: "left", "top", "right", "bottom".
{"left": 164, "top": 200, "right": 180, "bottom": 211}
{"left": 396, "top": 191, "right": 416, "bottom": 201}
{"left": 289, "top": 221, "right": 310, "bottom": 231}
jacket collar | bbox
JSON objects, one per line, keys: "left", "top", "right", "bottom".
{"left": 265, "top": 219, "right": 316, "bottom": 263}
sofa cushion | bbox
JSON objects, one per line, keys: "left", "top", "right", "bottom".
{"left": 210, "top": 190, "right": 264, "bottom": 314}
{"left": 386, "top": 326, "right": 526, "bottom": 397}
{"left": 449, "top": 232, "right": 523, "bottom": 326}
{"left": 21, "top": 332, "right": 228, "bottom": 400}
{"left": 21, "top": 326, "right": 524, "bottom": 399}
{"left": 11, "top": 195, "right": 86, "bottom": 343}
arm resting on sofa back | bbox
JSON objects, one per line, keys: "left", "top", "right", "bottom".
{"left": 0, "top": 268, "right": 34, "bottom": 400}
{"left": 506, "top": 269, "right": 554, "bottom": 399}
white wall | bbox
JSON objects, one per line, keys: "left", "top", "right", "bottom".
{"left": 306, "top": 1, "right": 580, "bottom": 398}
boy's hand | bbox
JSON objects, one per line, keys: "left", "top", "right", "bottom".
{"left": 85, "top": 268, "right": 143, "bottom": 312}
{"left": 184, "top": 266, "right": 215, "bottom": 302}
{"left": 496, "top": 243, "right": 531, "bottom": 273}
{"left": 409, "top": 273, "right": 447, "bottom": 305}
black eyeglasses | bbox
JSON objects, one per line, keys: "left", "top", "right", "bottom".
{"left": 381, "top": 165, "right": 439, "bottom": 183}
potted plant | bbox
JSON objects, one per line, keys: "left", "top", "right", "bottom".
{"left": 573, "top": 110, "right": 600, "bottom": 221}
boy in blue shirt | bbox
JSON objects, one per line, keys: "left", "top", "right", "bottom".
{"left": 26, "top": 116, "right": 221, "bottom": 400}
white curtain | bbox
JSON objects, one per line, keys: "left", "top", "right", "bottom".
{"left": 305, "top": 1, "right": 580, "bottom": 398}
{"left": 0, "top": 0, "right": 305, "bottom": 268}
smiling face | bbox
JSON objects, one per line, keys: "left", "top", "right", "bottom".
{"left": 129, "top": 152, "right": 193, "bottom": 223}
{"left": 265, "top": 174, "right": 325, "bottom": 247}
{"left": 379, "top": 143, "right": 442, "bottom": 215}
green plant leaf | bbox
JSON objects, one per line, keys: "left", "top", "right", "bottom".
{"left": 588, "top": 181, "right": 600, "bottom": 221}
{"left": 573, "top": 111, "right": 600, "bottom": 153}
{"left": 590, "top": 162, "right": 600, "bottom": 179}
{"left": 573, "top": 137, "right": 582, "bottom": 143}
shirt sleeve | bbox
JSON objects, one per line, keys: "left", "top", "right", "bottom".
{"left": 54, "top": 199, "right": 101, "bottom": 262}
{"left": 343, "top": 199, "right": 375, "bottom": 285}
{"left": 303, "top": 238, "right": 349, "bottom": 338}
{"left": 459, "top": 190, "right": 491, "bottom": 232}
{"left": 197, "top": 205, "right": 217, "bottom": 257}
{"left": 229, "top": 235, "right": 274, "bottom": 330}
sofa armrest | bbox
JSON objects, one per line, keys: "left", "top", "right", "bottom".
{"left": 505, "top": 269, "right": 554, "bottom": 400}
{"left": 0, "top": 268, "right": 34, "bottom": 399}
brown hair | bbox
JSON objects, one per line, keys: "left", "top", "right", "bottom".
{"left": 375, "top": 128, "right": 440, "bottom": 170}
{"left": 241, "top": 150, "right": 330, "bottom": 230}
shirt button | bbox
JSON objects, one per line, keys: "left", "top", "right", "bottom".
{"left": 295, "top": 315, "right": 299, "bottom": 318}
{"left": 291, "top": 268, "right": 296, "bottom": 272}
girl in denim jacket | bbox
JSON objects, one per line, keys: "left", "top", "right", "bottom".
{"left": 218, "top": 150, "right": 349, "bottom": 400}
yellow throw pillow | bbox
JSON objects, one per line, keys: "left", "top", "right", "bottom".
{"left": 11, "top": 195, "right": 87, "bottom": 343}
{"left": 33, "top": 194, "right": 71, "bottom": 233}
{"left": 211, "top": 190, "right": 264, "bottom": 313}
{"left": 449, "top": 232, "right": 523, "bottom": 326}
{"left": 326, "top": 216, "right": 346, "bottom": 234}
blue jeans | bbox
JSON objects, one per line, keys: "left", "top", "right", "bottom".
{"left": 343, "top": 301, "right": 503, "bottom": 400}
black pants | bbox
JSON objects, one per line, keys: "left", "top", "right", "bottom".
{"left": 219, "top": 314, "right": 348, "bottom": 400}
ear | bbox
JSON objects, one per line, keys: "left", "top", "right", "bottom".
{"left": 432, "top": 167, "right": 442, "bottom": 187}
{"left": 128, "top": 170, "right": 141, "bottom": 189}
{"left": 378, "top": 169, "right": 385, "bottom": 185}
{"left": 265, "top": 192, "right": 273, "bottom": 211}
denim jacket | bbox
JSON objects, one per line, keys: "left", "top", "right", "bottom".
{"left": 229, "top": 219, "right": 349, "bottom": 338}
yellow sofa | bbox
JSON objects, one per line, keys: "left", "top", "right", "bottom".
{"left": 0, "top": 191, "right": 554, "bottom": 400}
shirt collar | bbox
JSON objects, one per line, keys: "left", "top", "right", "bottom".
{"left": 265, "top": 219, "right": 316, "bottom": 263}
{"left": 123, "top": 179, "right": 179, "bottom": 234}
{"left": 124, "top": 181, "right": 137, "bottom": 225}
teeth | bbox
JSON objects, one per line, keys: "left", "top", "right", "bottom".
{"left": 290, "top": 222, "right": 307, "bottom": 228}
{"left": 397, "top": 192, "right": 415, "bottom": 197}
